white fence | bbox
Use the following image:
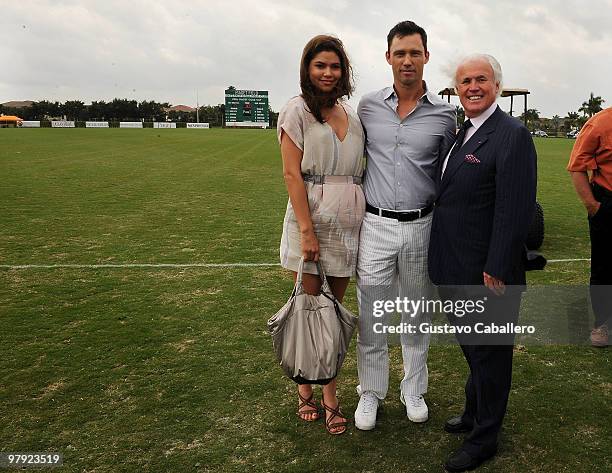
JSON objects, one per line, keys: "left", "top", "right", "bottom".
{"left": 12, "top": 121, "right": 238, "bottom": 129}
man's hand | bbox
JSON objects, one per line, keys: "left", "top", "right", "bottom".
{"left": 586, "top": 201, "right": 601, "bottom": 218}
{"left": 570, "top": 172, "right": 601, "bottom": 218}
{"left": 301, "top": 228, "right": 320, "bottom": 262}
{"left": 483, "top": 272, "right": 505, "bottom": 296}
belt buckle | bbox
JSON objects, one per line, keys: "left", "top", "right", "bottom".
{"left": 398, "top": 210, "right": 411, "bottom": 221}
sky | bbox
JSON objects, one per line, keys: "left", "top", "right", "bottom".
{"left": 2, "top": 0, "right": 611, "bottom": 118}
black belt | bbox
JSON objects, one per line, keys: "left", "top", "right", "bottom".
{"left": 366, "top": 203, "right": 433, "bottom": 221}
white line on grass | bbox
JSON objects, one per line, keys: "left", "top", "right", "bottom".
{"left": 547, "top": 258, "right": 590, "bottom": 263}
{"left": 0, "top": 259, "right": 590, "bottom": 269}
{"left": 0, "top": 263, "right": 282, "bottom": 269}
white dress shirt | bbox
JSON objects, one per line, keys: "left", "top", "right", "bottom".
{"left": 441, "top": 101, "right": 498, "bottom": 176}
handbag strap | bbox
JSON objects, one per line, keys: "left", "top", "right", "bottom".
{"left": 295, "top": 257, "right": 331, "bottom": 294}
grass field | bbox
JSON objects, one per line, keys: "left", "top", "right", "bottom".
{"left": 0, "top": 129, "right": 610, "bottom": 472}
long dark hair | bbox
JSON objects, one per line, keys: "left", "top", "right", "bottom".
{"left": 299, "top": 35, "right": 354, "bottom": 123}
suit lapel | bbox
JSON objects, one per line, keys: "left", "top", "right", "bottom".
{"left": 440, "top": 106, "right": 503, "bottom": 192}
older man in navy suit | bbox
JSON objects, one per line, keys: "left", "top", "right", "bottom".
{"left": 429, "top": 54, "right": 537, "bottom": 472}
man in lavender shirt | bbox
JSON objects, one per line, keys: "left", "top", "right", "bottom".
{"left": 354, "top": 20, "right": 456, "bottom": 431}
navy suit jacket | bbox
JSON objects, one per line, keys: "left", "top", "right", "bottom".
{"left": 428, "top": 106, "right": 537, "bottom": 286}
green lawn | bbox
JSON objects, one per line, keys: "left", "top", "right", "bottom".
{"left": 0, "top": 130, "right": 609, "bottom": 472}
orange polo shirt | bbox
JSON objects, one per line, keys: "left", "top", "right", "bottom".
{"left": 567, "top": 108, "right": 612, "bottom": 191}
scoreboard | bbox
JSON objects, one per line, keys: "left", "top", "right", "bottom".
{"left": 224, "top": 89, "right": 269, "bottom": 127}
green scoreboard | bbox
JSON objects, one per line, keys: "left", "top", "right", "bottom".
{"left": 224, "top": 89, "right": 269, "bottom": 127}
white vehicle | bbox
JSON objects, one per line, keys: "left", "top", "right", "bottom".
{"left": 566, "top": 129, "right": 580, "bottom": 139}
{"left": 533, "top": 130, "right": 548, "bottom": 137}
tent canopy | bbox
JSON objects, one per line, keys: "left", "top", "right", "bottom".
{"left": 0, "top": 115, "right": 23, "bottom": 122}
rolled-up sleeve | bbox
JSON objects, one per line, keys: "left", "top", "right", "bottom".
{"left": 567, "top": 122, "right": 600, "bottom": 172}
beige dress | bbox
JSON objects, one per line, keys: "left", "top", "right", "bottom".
{"left": 277, "top": 96, "right": 366, "bottom": 277}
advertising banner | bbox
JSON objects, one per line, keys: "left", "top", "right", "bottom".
{"left": 153, "top": 122, "right": 176, "bottom": 128}
{"left": 51, "top": 121, "right": 75, "bottom": 128}
{"left": 20, "top": 121, "right": 40, "bottom": 128}
{"left": 119, "top": 122, "right": 143, "bottom": 128}
{"left": 86, "top": 121, "right": 109, "bottom": 128}
{"left": 186, "top": 123, "right": 210, "bottom": 129}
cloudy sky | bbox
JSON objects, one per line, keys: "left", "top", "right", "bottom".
{"left": 2, "top": 0, "right": 611, "bottom": 117}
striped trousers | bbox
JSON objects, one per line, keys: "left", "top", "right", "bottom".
{"left": 356, "top": 211, "right": 433, "bottom": 400}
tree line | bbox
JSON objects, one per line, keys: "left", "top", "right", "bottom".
{"left": 518, "top": 92, "right": 605, "bottom": 133}
{"left": 451, "top": 91, "right": 605, "bottom": 134}
{"left": 0, "top": 99, "right": 280, "bottom": 127}
{"left": 2, "top": 91, "right": 603, "bottom": 131}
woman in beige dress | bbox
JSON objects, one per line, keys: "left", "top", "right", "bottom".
{"left": 277, "top": 35, "right": 365, "bottom": 435}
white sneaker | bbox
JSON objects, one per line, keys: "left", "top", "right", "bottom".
{"left": 354, "top": 391, "right": 379, "bottom": 430}
{"left": 402, "top": 394, "right": 429, "bottom": 423}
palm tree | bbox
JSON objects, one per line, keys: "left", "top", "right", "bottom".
{"left": 579, "top": 92, "right": 605, "bottom": 118}
{"left": 551, "top": 115, "right": 561, "bottom": 134}
{"left": 520, "top": 108, "right": 540, "bottom": 131}
{"left": 565, "top": 111, "right": 580, "bottom": 130}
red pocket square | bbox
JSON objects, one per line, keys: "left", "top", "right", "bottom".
{"left": 464, "top": 154, "right": 481, "bottom": 164}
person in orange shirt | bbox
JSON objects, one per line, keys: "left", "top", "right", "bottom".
{"left": 567, "top": 107, "right": 612, "bottom": 347}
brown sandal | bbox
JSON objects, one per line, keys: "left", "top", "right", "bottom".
{"left": 297, "top": 391, "right": 320, "bottom": 421}
{"left": 321, "top": 397, "right": 348, "bottom": 435}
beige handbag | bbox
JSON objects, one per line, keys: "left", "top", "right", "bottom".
{"left": 267, "top": 258, "right": 358, "bottom": 385}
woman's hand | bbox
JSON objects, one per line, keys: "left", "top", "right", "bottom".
{"left": 301, "top": 228, "right": 320, "bottom": 262}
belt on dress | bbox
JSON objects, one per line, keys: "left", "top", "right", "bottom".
{"left": 302, "top": 174, "right": 362, "bottom": 185}
{"left": 366, "top": 202, "right": 433, "bottom": 221}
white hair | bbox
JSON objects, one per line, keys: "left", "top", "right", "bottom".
{"left": 454, "top": 53, "right": 503, "bottom": 97}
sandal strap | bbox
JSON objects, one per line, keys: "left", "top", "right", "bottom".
{"left": 322, "top": 400, "right": 349, "bottom": 432}
{"left": 328, "top": 420, "right": 349, "bottom": 431}
{"left": 297, "top": 391, "right": 320, "bottom": 418}
{"left": 322, "top": 399, "right": 344, "bottom": 418}
{"left": 327, "top": 417, "right": 349, "bottom": 427}
{"left": 297, "top": 391, "right": 318, "bottom": 411}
